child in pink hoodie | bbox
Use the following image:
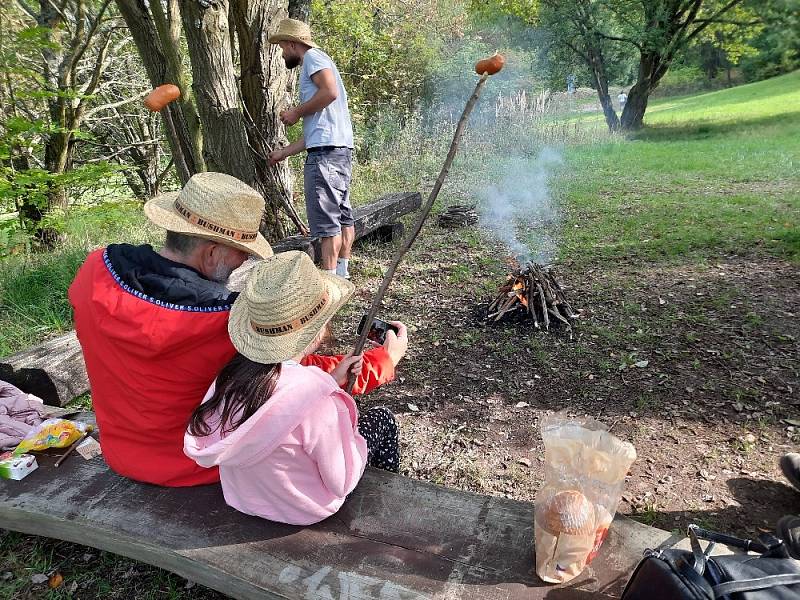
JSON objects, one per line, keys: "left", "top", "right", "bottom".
{"left": 184, "top": 251, "right": 407, "bottom": 525}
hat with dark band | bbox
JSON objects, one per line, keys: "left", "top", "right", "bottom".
{"left": 144, "top": 172, "right": 272, "bottom": 259}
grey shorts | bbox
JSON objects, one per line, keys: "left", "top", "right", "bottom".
{"left": 304, "top": 147, "right": 354, "bottom": 238}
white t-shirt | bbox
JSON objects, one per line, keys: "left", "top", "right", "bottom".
{"left": 300, "top": 49, "right": 354, "bottom": 149}
{"left": 618, "top": 93, "right": 628, "bottom": 104}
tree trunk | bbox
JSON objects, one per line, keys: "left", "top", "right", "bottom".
{"left": 115, "top": 0, "right": 198, "bottom": 184}
{"left": 288, "top": 0, "right": 310, "bottom": 21}
{"left": 232, "top": 0, "right": 305, "bottom": 236}
{"left": 570, "top": 3, "right": 619, "bottom": 132}
{"left": 620, "top": 53, "right": 669, "bottom": 131}
{"left": 619, "top": 81, "right": 650, "bottom": 130}
{"left": 180, "top": 0, "right": 286, "bottom": 240}
{"left": 121, "top": 167, "right": 147, "bottom": 199}
{"left": 587, "top": 51, "right": 619, "bottom": 131}
{"left": 43, "top": 130, "right": 72, "bottom": 211}
{"left": 149, "top": 0, "right": 205, "bottom": 173}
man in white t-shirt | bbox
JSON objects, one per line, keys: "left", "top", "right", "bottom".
{"left": 618, "top": 90, "right": 628, "bottom": 110}
{"left": 268, "top": 19, "right": 355, "bottom": 279}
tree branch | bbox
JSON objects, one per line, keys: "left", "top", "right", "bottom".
{"left": 15, "top": 0, "right": 38, "bottom": 20}
{"left": 692, "top": 18, "right": 761, "bottom": 26}
{"left": 154, "top": 157, "right": 174, "bottom": 193}
{"left": 685, "top": 0, "right": 744, "bottom": 44}
{"left": 83, "top": 139, "right": 160, "bottom": 162}
{"left": 69, "top": 0, "right": 113, "bottom": 76}
{"left": 84, "top": 90, "right": 147, "bottom": 118}
{"left": 596, "top": 31, "right": 642, "bottom": 50}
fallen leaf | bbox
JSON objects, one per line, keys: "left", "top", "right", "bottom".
{"left": 68, "top": 581, "right": 78, "bottom": 593}
{"left": 784, "top": 419, "right": 800, "bottom": 427}
{"left": 407, "top": 403, "right": 419, "bottom": 412}
{"left": 31, "top": 574, "right": 48, "bottom": 585}
{"left": 633, "top": 360, "right": 649, "bottom": 368}
{"left": 515, "top": 401, "right": 530, "bottom": 408}
{"left": 48, "top": 573, "right": 63, "bottom": 589}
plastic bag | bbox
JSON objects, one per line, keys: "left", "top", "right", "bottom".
{"left": 534, "top": 412, "right": 637, "bottom": 584}
{"left": 13, "top": 419, "right": 90, "bottom": 456}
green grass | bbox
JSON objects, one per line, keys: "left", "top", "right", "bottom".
{"left": 558, "top": 71, "right": 800, "bottom": 264}
{"left": 0, "top": 202, "right": 161, "bottom": 356}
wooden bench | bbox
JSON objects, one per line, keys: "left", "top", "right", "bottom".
{"left": 0, "top": 421, "right": 672, "bottom": 600}
{"left": 0, "top": 191, "right": 422, "bottom": 406}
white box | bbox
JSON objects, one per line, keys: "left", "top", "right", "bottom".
{"left": 0, "top": 454, "right": 39, "bottom": 480}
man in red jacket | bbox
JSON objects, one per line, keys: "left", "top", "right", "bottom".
{"left": 69, "top": 172, "right": 398, "bottom": 487}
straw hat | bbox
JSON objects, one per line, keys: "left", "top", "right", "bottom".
{"left": 144, "top": 172, "right": 272, "bottom": 259}
{"left": 268, "top": 18, "right": 317, "bottom": 48}
{"left": 228, "top": 251, "right": 354, "bottom": 364}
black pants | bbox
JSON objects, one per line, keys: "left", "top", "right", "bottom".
{"left": 357, "top": 407, "right": 400, "bottom": 473}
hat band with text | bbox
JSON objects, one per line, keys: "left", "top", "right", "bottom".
{"left": 174, "top": 198, "right": 258, "bottom": 242}
{"left": 250, "top": 291, "right": 330, "bottom": 337}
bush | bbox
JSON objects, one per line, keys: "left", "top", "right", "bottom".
{"left": 653, "top": 65, "right": 713, "bottom": 97}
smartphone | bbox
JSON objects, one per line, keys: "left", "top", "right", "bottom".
{"left": 357, "top": 316, "right": 399, "bottom": 344}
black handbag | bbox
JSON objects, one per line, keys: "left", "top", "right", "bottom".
{"left": 621, "top": 525, "right": 800, "bottom": 600}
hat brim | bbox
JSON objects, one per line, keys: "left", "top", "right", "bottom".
{"left": 228, "top": 270, "right": 354, "bottom": 364}
{"left": 267, "top": 33, "right": 317, "bottom": 48}
{"left": 144, "top": 191, "right": 273, "bottom": 259}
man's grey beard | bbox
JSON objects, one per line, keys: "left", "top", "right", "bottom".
{"left": 210, "top": 261, "right": 236, "bottom": 284}
{"left": 284, "top": 56, "right": 301, "bottom": 69}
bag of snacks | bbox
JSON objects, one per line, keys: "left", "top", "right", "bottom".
{"left": 534, "top": 412, "right": 637, "bottom": 583}
{"left": 13, "top": 419, "right": 90, "bottom": 456}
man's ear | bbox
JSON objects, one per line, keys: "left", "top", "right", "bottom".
{"left": 195, "top": 240, "right": 220, "bottom": 275}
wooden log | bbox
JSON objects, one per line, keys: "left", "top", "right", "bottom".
{"left": 271, "top": 235, "right": 319, "bottom": 260}
{"left": 0, "top": 434, "right": 675, "bottom": 600}
{"left": 272, "top": 192, "right": 421, "bottom": 261}
{"left": 360, "top": 222, "right": 405, "bottom": 244}
{"left": 352, "top": 191, "right": 422, "bottom": 239}
{"left": 0, "top": 331, "right": 88, "bottom": 407}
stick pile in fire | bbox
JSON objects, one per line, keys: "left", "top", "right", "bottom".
{"left": 486, "top": 262, "right": 576, "bottom": 331}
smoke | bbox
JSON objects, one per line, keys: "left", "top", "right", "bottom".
{"left": 476, "top": 147, "right": 564, "bottom": 265}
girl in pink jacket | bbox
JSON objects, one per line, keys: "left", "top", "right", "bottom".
{"left": 184, "top": 251, "right": 406, "bottom": 525}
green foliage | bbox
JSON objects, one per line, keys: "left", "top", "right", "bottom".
{"left": 740, "top": 0, "right": 800, "bottom": 80}
{"left": 312, "top": 0, "right": 449, "bottom": 121}
{"left": 0, "top": 114, "right": 120, "bottom": 253}
{"left": 655, "top": 64, "right": 707, "bottom": 95}
{"left": 311, "top": 0, "right": 468, "bottom": 156}
{"left": 691, "top": 5, "right": 763, "bottom": 65}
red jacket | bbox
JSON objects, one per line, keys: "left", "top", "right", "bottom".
{"left": 69, "top": 246, "right": 393, "bottom": 487}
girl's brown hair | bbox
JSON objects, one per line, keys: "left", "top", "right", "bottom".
{"left": 188, "top": 353, "right": 282, "bottom": 437}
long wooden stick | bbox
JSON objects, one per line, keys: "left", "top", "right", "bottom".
{"left": 346, "top": 73, "right": 490, "bottom": 393}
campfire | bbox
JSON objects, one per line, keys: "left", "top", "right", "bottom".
{"left": 486, "top": 262, "right": 576, "bottom": 331}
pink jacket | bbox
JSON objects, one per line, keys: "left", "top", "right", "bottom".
{"left": 183, "top": 362, "right": 368, "bottom": 525}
